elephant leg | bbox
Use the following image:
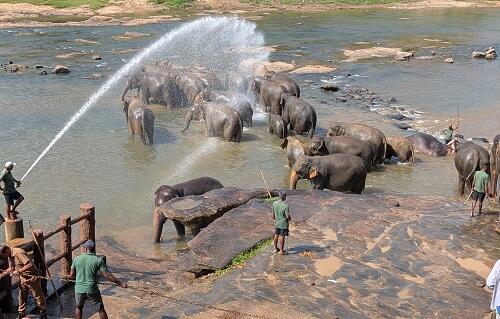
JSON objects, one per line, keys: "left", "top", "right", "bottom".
{"left": 458, "top": 175, "right": 465, "bottom": 195}
{"left": 172, "top": 220, "right": 186, "bottom": 237}
{"left": 128, "top": 121, "right": 134, "bottom": 135}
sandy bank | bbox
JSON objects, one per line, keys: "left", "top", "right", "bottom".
{"left": 2, "top": 0, "right": 500, "bottom": 29}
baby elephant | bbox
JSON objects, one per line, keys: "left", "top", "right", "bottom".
{"left": 386, "top": 137, "right": 414, "bottom": 163}
{"left": 123, "top": 96, "right": 155, "bottom": 145}
{"left": 269, "top": 114, "right": 287, "bottom": 139}
{"left": 154, "top": 177, "right": 224, "bottom": 207}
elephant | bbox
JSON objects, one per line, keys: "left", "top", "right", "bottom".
{"left": 327, "top": 122, "right": 387, "bottom": 165}
{"left": 454, "top": 141, "right": 490, "bottom": 195}
{"left": 386, "top": 137, "right": 415, "bottom": 163}
{"left": 252, "top": 77, "right": 289, "bottom": 115}
{"left": 182, "top": 95, "right": 243, "bottom": 142}
{"left": 122, "top": 96, "right": 155, "bottom": 145}
{"left": 121, "top": 70, "right": 166, "bottom": 105}
{"left": 289, "top": 154, "right": 367, "bottom": 194}
{"left": 280, "top": 94, "right": 317, "bottom": 138}
{"left": 269, "top": 114, "right": 287, "bottom": 139}
{"left": 154, "top": 177, "right": 224, "bottom": 207}
{"left": 264, "top": 71, "right": 300, "bottom": 98}
{"left": 490, "top": 134, "right": 500, "bottom": 197}
{"left": 309, "top": 136, "right": 374, "bottom": 171}
{"left": 280, "top": 136, "right": 313, "bottom": 168}
{"left": 407, "top": 132, "right": 456, "bottom": 157}
{"left": 200, "top": 90, "right": 253, "bottom": 127}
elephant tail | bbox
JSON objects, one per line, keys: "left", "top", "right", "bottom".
{"left": 465, "top": 150, "right": 479, "bottom": 185}
{"left": 409, "top": 141, "right": 415, "bottom": 163}
{"left": 381, "top": 136, "right": 387, "bottom": 164}
{"left": 142, "top": 107, "right": 155, "bottom": 145}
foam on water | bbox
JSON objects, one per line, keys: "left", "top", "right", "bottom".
{"left": 21, "top": 17, "right": 268, "bottom": 181}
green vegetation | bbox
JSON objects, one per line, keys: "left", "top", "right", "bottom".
{"left": 0, "top": 0, "right": 109, "bottom": 9}
{"left": 156, "top": 0, "right": 191, "bottom": 6}
{"left": 215, "top": 238, "right": 273, "bottom": 276}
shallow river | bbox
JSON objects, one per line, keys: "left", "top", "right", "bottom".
{"left": 0, "top": 9, "right": 499, "bottom": 250}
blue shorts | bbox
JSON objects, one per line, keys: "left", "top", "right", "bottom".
{"left": 3, "top": 191, "right": 22, "bottom": 206}
{"left": 275, "top": 228, "right": 289, "bottom": 237}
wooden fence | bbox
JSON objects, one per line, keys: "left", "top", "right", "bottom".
{"left": 0, "top": 203, "right": 95, "bottom": 309}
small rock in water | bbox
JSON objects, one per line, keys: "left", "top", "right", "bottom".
{"left": 52, "top": 65, "right": 71, "bottom": 74}
{"left": 394, "top": 52, "right": 413, "bottom": 61}
{"left": 320, "top": 84, "right": 339, "bottom": 92}
{"left": 444, "top": 58, "right": 454, "bottom": 64}
{"left": 471, "top": 137, "right": 489, "bottom": 144}
{"left": 83, "top": 73, "right": 103, "bottom": 80}
{"left": 35, "top": 65, "right": 44, "bottom": 69}
{"left": 303, "top": 80, "right": 315, "bottom": 83}
{"left": 91, "top": 54, "right": 101, "bottom": 60}
{"left": 352, "top": 95, "right": 362, "bottom": 100}
{"left": 431, "top": 51, "right": 436, "bottom": 56}
{"left": 39, "top": 70, "right": 47, "bottom": 75}
{"left": 471, "top": 51, "right": 486, "bottom": 58}
{"left": 336, "top": 96, "right": 347, "bottom": 102}
{"left": 394, "top": 122, "right": 411, "bottom": 130}
{"left": 386, "top": 114, "right": 408, "bottom": 121}
{"left": 319, "top": 100, "right": 328, "bottom": 104}
{"left": 389, "top": 97, "right": 397, "bottom": 103}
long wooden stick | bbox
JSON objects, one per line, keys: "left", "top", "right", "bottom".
{"left": 456, "top": 106, "right": 460, "bottom": 134}
{"left": 258, "top": 164, "right": 272, "bottom": 198}
{"left": 29, "top": 221, "right": 63, "bottom": 311}
{"left": 464, "top": 190, "right": 474, "bottom": 205}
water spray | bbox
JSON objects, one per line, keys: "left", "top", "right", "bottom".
{"left": 20, "top": 17, "right": 267, "bottom": 182}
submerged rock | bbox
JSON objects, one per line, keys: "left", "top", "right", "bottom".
{"left": 91, "top": 54, "right": 101, "bottom": 60}
{"left": 112, "top": 31, "right": 151, "bottom": 41}
{"left": 290, "top": 65, "right": 336, "bottom": 74}
{"left": 444, "top": 57, "right": 454, "bottom": 64}
{"left": 320, "top": 84, "right": 339, "bottom": 92}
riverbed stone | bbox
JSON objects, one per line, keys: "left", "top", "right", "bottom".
{"left": 91, "top": 54, "right": 101, "bottom": 60}
{"left": 320, "top": 84, "right": 339, "bottom": 92}
{"left": 52, "top": 65, "right": 70, "bottom": 74}
{"left": 472, "top": 51, "right": 486, "bottom": 58}
{"left": 444, "top": 57, "right": 454, "bottom": 63}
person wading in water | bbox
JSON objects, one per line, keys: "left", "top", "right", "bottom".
{"left": 273, "top": 191, "right": 291, "bottom": 255}
{"left": 0, "top": 161, "right": 23, "bottom": 222}
{"left": 470, "top": 163, "right": 491, "bottom": 217}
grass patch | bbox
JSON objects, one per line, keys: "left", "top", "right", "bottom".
{"left": 0, "top": 0, "right": 110, "bottom": 9}
{"left": 263, "top": 196, "right": 279, "bottom": 203}
{"left": 156, "top": 0, "right": 191, "bottom": 6}
{"left": 215, "top": 237, "right": 273, "bottom": 276}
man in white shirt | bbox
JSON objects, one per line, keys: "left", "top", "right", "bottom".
{"left": 487, "top": 260, "right": 500, "bottom": 318}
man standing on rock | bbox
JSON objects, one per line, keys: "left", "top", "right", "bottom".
{"left": 442, "top": 124, "right": 458, "bottom": 144}
{"left": 0, "top": 245, "right": 47, "bottom": 319}
{"left": 0, "top": 161, "right": 23, "bottom": 221}
{"left": 69, "top": 240, "right": 127, "bottom": 319}
{"left": 471, "top": 163, "right": 490, "bottom": 217}
{"left": 273, "top": 191, "right": 291, "bottom": 255}
{"left": 487, "top": 259, "right": 500, "bottom": 318}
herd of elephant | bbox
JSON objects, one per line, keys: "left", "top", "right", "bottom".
{"left": 118, "top": 60, "right": 499, "bottom": 205}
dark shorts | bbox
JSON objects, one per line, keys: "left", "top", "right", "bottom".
{"left": 75, "top": 291, "right": 104, "bottom": 311}
{"left": 3, "top": 191, "right": 22, "bottom": 206}
{"left": 472, "top": 190, "right": 486, "bottom": 202}
{"left": 275, "top": 227, "right": 289, "bottom": 237}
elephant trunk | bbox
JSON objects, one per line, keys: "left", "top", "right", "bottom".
{"left": 181, "top": 110, "right": 194, "bottom": 132}
{"left": 121, "top": 80, "right": 132, "bottom": 101}
{"left": 290, "top": 169, "right": 299, "bottom": 189}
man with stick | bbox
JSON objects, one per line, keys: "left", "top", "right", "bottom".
{"left": 273, "top": 192, "right": 291, "bottom": 255}
{"left": 0, "top": 245, "right": 47, "bottom": 319}
{"left": 470, "top": 163, "right": 491, "bottom": 217}
{"left": 69, "top": 240, "right": 127, "bottom": 319}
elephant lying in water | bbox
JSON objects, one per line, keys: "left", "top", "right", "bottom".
{"left": 123, "top": 96, "right": 155, "bottom": 145}
{"left": 182, "top": 95, "right": 243, "bottom": 142}
{"left": 454, "top": 141, "right": 490, "bottom": 195}
{"left": 289, "top": 154, "right": 367, "bottom": 194}
{"left": 154, "top": 177, "right": 224, "bottom": 207}
{"left": 407, "top": 132, "right": 456, "bottom": 157}
{"left": 327, "top": 122, "right": 387, "bottom": 165}
{"left": 309, "top": 136, "right": 374, "bottom": 171}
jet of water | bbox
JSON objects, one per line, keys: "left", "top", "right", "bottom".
{"left": 21, "top": 17, "right": 268, "bottom": 182}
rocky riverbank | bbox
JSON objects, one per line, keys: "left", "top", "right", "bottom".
{"left": 46, "top": 188, "right": 500, "bottom": 318}
{"left": 2, "top": 0, "right": 500, "bottom": 29}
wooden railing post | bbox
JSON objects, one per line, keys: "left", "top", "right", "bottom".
{"left": 80, "top": 203, "right": 95, "bottom": 253}
{"left": 32, "top": 229, "right": 47, "bottom": 295}
{"left": 59, "top": 214, "right": 72, "bottom": 277}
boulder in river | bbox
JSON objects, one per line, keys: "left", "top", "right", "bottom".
{"left": 320, "top": 84, "right": 339, "bottom": 92}
{"left": 52, "top": 65, "right": 71, "bottom": 74}
{"left": 444, "top": 58, "right": 454, "bottom": 64}
{"left": 91, "top": 54, "right": 101, "bottom": 60}
{"left": 471, "top": 51, "right": 486, "bottom": 58}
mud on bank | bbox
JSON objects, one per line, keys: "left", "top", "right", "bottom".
{"left": 47, "top": 188, "right": 500, "bottom": 318}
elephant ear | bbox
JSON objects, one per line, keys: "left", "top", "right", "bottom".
{"left": 309, "top": 164, "right": 319, "bottom": 179}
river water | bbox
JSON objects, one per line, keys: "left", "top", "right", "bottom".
{"left": 0, "top": 9, "right": 498, "bottom": 251}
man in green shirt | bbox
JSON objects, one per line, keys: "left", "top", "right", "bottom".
{"left": 69, "top": 240, "right": 127, "bottom": 319}
{"left": 442, "top": 124, "right": 458, "bottom": 145}
{"left": 273, "top": 192, "right": 291, "bottom": 255}
{"left": 0, "top": 161, "right": 23, "bottom": 221}
{"left": 471, "top": 164, "right": 490, "bottom": 217}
